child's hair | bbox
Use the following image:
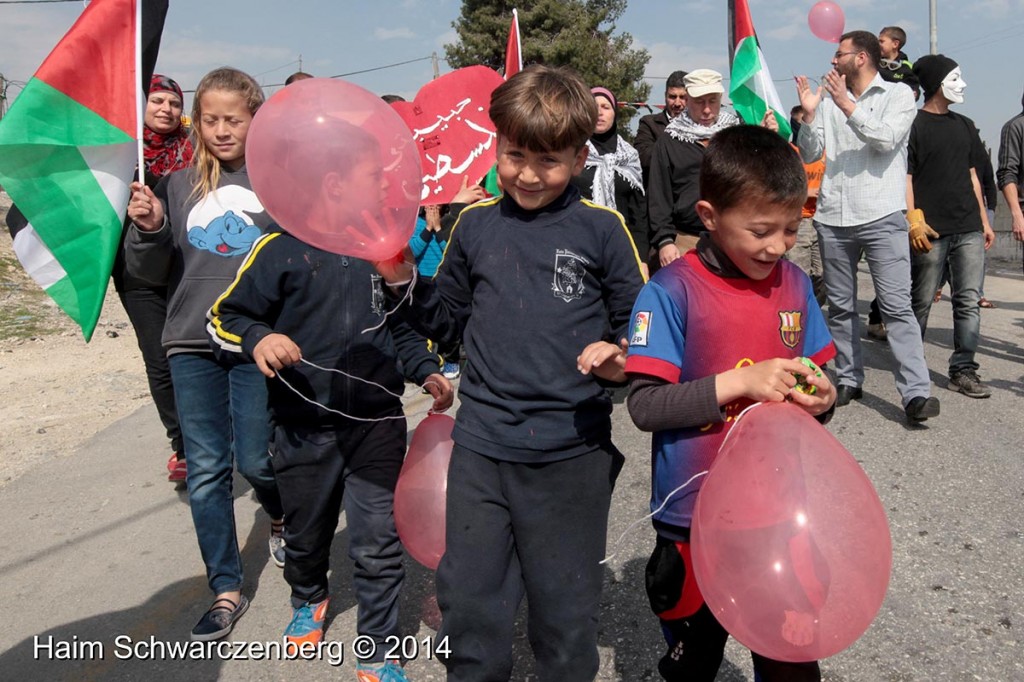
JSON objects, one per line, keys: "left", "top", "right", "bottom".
{"left": 189, "top": 67, "right": 265, "bottom": 201}
{"left": 700, "top": 125, "right": 807, "bottom": 212}
{"left": 284, "top": 71, "right": 313, "bottom": 85}
{"left": 489, "top": 65, "right": 597, "bottom": 152}
{"left": 277, "top": 116, "right": 380, "bottom": 223}
{"left": 880, "top": 26, "right": 907, "bottom": 51}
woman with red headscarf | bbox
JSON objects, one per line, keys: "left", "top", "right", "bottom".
{"left": 114, "top": 74, "right": 194, "bottom": 482}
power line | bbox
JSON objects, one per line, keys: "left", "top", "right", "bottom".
{"left": 326, "top": 55, "right": 433, "bottom": 80}
{"left": 178, "top": 55, "right": 435, "bottom": 93}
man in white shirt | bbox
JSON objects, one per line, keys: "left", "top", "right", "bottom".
{"left": 796, "top": 30, "right": 938, "bottom": 425}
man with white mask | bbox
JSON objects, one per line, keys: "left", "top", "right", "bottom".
{"left": 906, "top": 54, "right": 996, "bottom": 399}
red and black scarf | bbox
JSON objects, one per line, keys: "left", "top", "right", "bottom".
{"left": 144, "top": 74, "right": 193, "bottom": 178}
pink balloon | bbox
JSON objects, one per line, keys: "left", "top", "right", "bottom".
{"left": 691, "top": 402, "right": 891, "bottom": 662}
{"left": 808, "top": 1, "right": 845, "bottom": 44}
{"left": 246, "top": 78, "right": 422, "bottom": 260}
{"left": 394, "top": 414, "right": 455, "bottom": 570}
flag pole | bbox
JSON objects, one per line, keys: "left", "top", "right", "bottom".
{"left": 135, "top": 0, "right": 145, "bottom": 184}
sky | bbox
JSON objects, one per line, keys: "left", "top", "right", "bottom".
{"left": 2, "top": 0, "right": 1023, "bottom": 155}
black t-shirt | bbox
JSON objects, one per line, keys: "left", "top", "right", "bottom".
{"left": 908, "top": 110, "right": 985, "bottom": 236}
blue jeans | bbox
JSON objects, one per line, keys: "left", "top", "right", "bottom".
{"left": 910, "top": 230, "right": 985, "bottom": 375}
{"left": 169, "top": 353, "right": 282, "bottom": 595}
{"left": 816, "top": 213, "right": 931, "bottom": 406}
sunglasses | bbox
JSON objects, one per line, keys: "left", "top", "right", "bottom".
{"left": 879, "top": 58, "right": 902, "bottom": 71}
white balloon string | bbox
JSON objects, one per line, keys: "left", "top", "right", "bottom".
{"left": 600, "top": 402, "right": 766, "bottom": 565}
{"left": 717, "top": 401, "right": 763, "bottom": 451}
{"left": 298, "top": 358, "right": 404, "bottom": 399}
{"left": 273, "top": 357, "right": 444, "bottom": 422}
{"left": 362, "top": 267, "right": 418, "bottom": 334}
{"left": 600, "top": 470, "right": 708, "bottom": 565}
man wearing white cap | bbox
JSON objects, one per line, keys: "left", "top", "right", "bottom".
{"left": 647, "top": 69, "right": 777, "bottom": 268}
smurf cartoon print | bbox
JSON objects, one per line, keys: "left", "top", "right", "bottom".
{"left": 187, "top": 185, "right": 265, "bottom": 257}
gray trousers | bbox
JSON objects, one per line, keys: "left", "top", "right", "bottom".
{"left": 784, "top": 217, "right": 826, "bottom": 306}
{"left": 815, "top": 212, "right": 931, "bottom": 406}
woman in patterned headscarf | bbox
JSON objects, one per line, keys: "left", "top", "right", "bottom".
{"left": 571, "top": 86, "right": 649, "bottom": 271}
{"left": 143, "top": 74, "right": 193, "bottom": 180}
{"left": 114, "top": 74, "right": 194, "bottom": 482}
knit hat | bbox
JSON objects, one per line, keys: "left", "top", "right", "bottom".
{"left": 913, "top": 54, "right": 958, "bottom": 101}
{"left": 683, "top": 69, "right": 724, "bottom": 98}
{"left": 149, "top": 74, "right": 183, "bottom": 100}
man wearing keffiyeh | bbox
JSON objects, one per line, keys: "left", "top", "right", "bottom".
{"left": 646, "top": 69, "right": 776, "bottom": 269}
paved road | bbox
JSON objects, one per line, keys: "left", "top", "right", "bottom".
{"left": 2, "top": 264, "right": 1022, "bottom": 681}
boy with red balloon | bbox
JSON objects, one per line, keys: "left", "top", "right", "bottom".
{"left": 208, "top": 89, "right": 453, "bottom": 682}
{"left": 375, "top": 66, "right": 647, "bottom": 681}
{"left": 625, "top": 125, "right": 837, "bottom": 681}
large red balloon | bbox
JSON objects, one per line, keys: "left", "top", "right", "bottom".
{"left": 394, "top": 414, "right": 454, "bottom": 570}
{"left": 691, "top": 402, "right": 891, "bottom": 662}
{"left": 808, "top": 1, "right": 845, "bottom": 44}
{"left": 246, "top": 78, "right": 422, "bottom": 260}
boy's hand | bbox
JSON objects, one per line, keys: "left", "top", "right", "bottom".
{"left": 717, "top": 358, "right": 809, "bottom": 404}
{"left": 373, "top": 247, "right": 416, "bottom": 286}
{"left": 577, "top": 338, "right": 628, "bottom": 382}
{"left": 760, "top": 110, "right": 779, "bottom": 132}
{"left": 253, "top": 333, "right": 302, "bottom": 378}
{"left": 424, "top": 205, "right": 442, "bottom": 232}
{"left": 422, "top": 373, "right": 454, "bottom": 412}
{"left": 786, "top": 362, "right": 836, "bottom": 416}
{"left": 127, "top": 181, "right": 164, "bottom": 231}
{"left": 451, "top": 176, "right": 487, "bottom": 205}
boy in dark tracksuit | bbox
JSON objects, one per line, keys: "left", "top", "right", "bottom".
{"left": 376, "top": 66, "right": 647, "bottom": 681}
{"left": 626, "top": 126, "right": 837, "bottom": 681}
{"left": 207, "top": 121, "right": 451, "bottom": 682}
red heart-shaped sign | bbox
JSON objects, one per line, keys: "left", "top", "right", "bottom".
{"left": 392, "top": 66, "right": 504, "bottom": 205}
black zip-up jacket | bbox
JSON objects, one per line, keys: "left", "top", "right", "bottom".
{"left": 997, "top": 89, "right": 1024, "bottom": 201}
{"left": 647, "top": 132, "right": 707, "bottom": 247}
{"left": 208, "top": 231, "right": 439, "bottom": 427}
{"left": 395, "top": 185, "right": 646, "bottom": 463}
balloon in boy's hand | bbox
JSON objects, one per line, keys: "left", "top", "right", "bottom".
{"left": 246, "top": 78, "right": 422, "bottom": 260}
{"left": 394, "top": 413, "right": 455, "bottom": 570}
{"left": 691, "top": 402, "right": 891, "bottom": 662}
{"left": 807, "top": 1, "right": 845, "bottom": 43}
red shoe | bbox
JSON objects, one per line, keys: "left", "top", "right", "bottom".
{"left": 167, "top": 453, "right": 187, "bottom": 482}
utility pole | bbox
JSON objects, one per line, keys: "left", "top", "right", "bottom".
{"left": 432, "top": 52, "right": 440, "bottom": 80}
{"left": 929, "top": 0, "right": 938, "bottom": 54}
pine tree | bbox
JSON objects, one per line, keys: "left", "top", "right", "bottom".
{"left": 444, "top": 0, "right": 650, "bottom": 128}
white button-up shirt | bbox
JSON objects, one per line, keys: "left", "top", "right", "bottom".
{"left": 798, "top": 73, "right": 917, "bottom": 227}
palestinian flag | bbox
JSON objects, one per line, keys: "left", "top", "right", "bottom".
{"left": 0, "top": 0, "right": 168, "bottom": 340}
{"left": 728, "top": 0, "right": 791, "bottom": 139}
{"left": 504, "top": 8, "right": 522, "bottom": 79}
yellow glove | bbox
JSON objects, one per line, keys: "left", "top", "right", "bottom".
{"left": 908, "top": 209, "right": 939, "bottom": 254}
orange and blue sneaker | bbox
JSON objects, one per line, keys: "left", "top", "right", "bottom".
{"left": 356, "top": 661, "right": 409, "bottom": 682}
{"left": 284, "top": 598, "right": 329, "bottom": 646}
